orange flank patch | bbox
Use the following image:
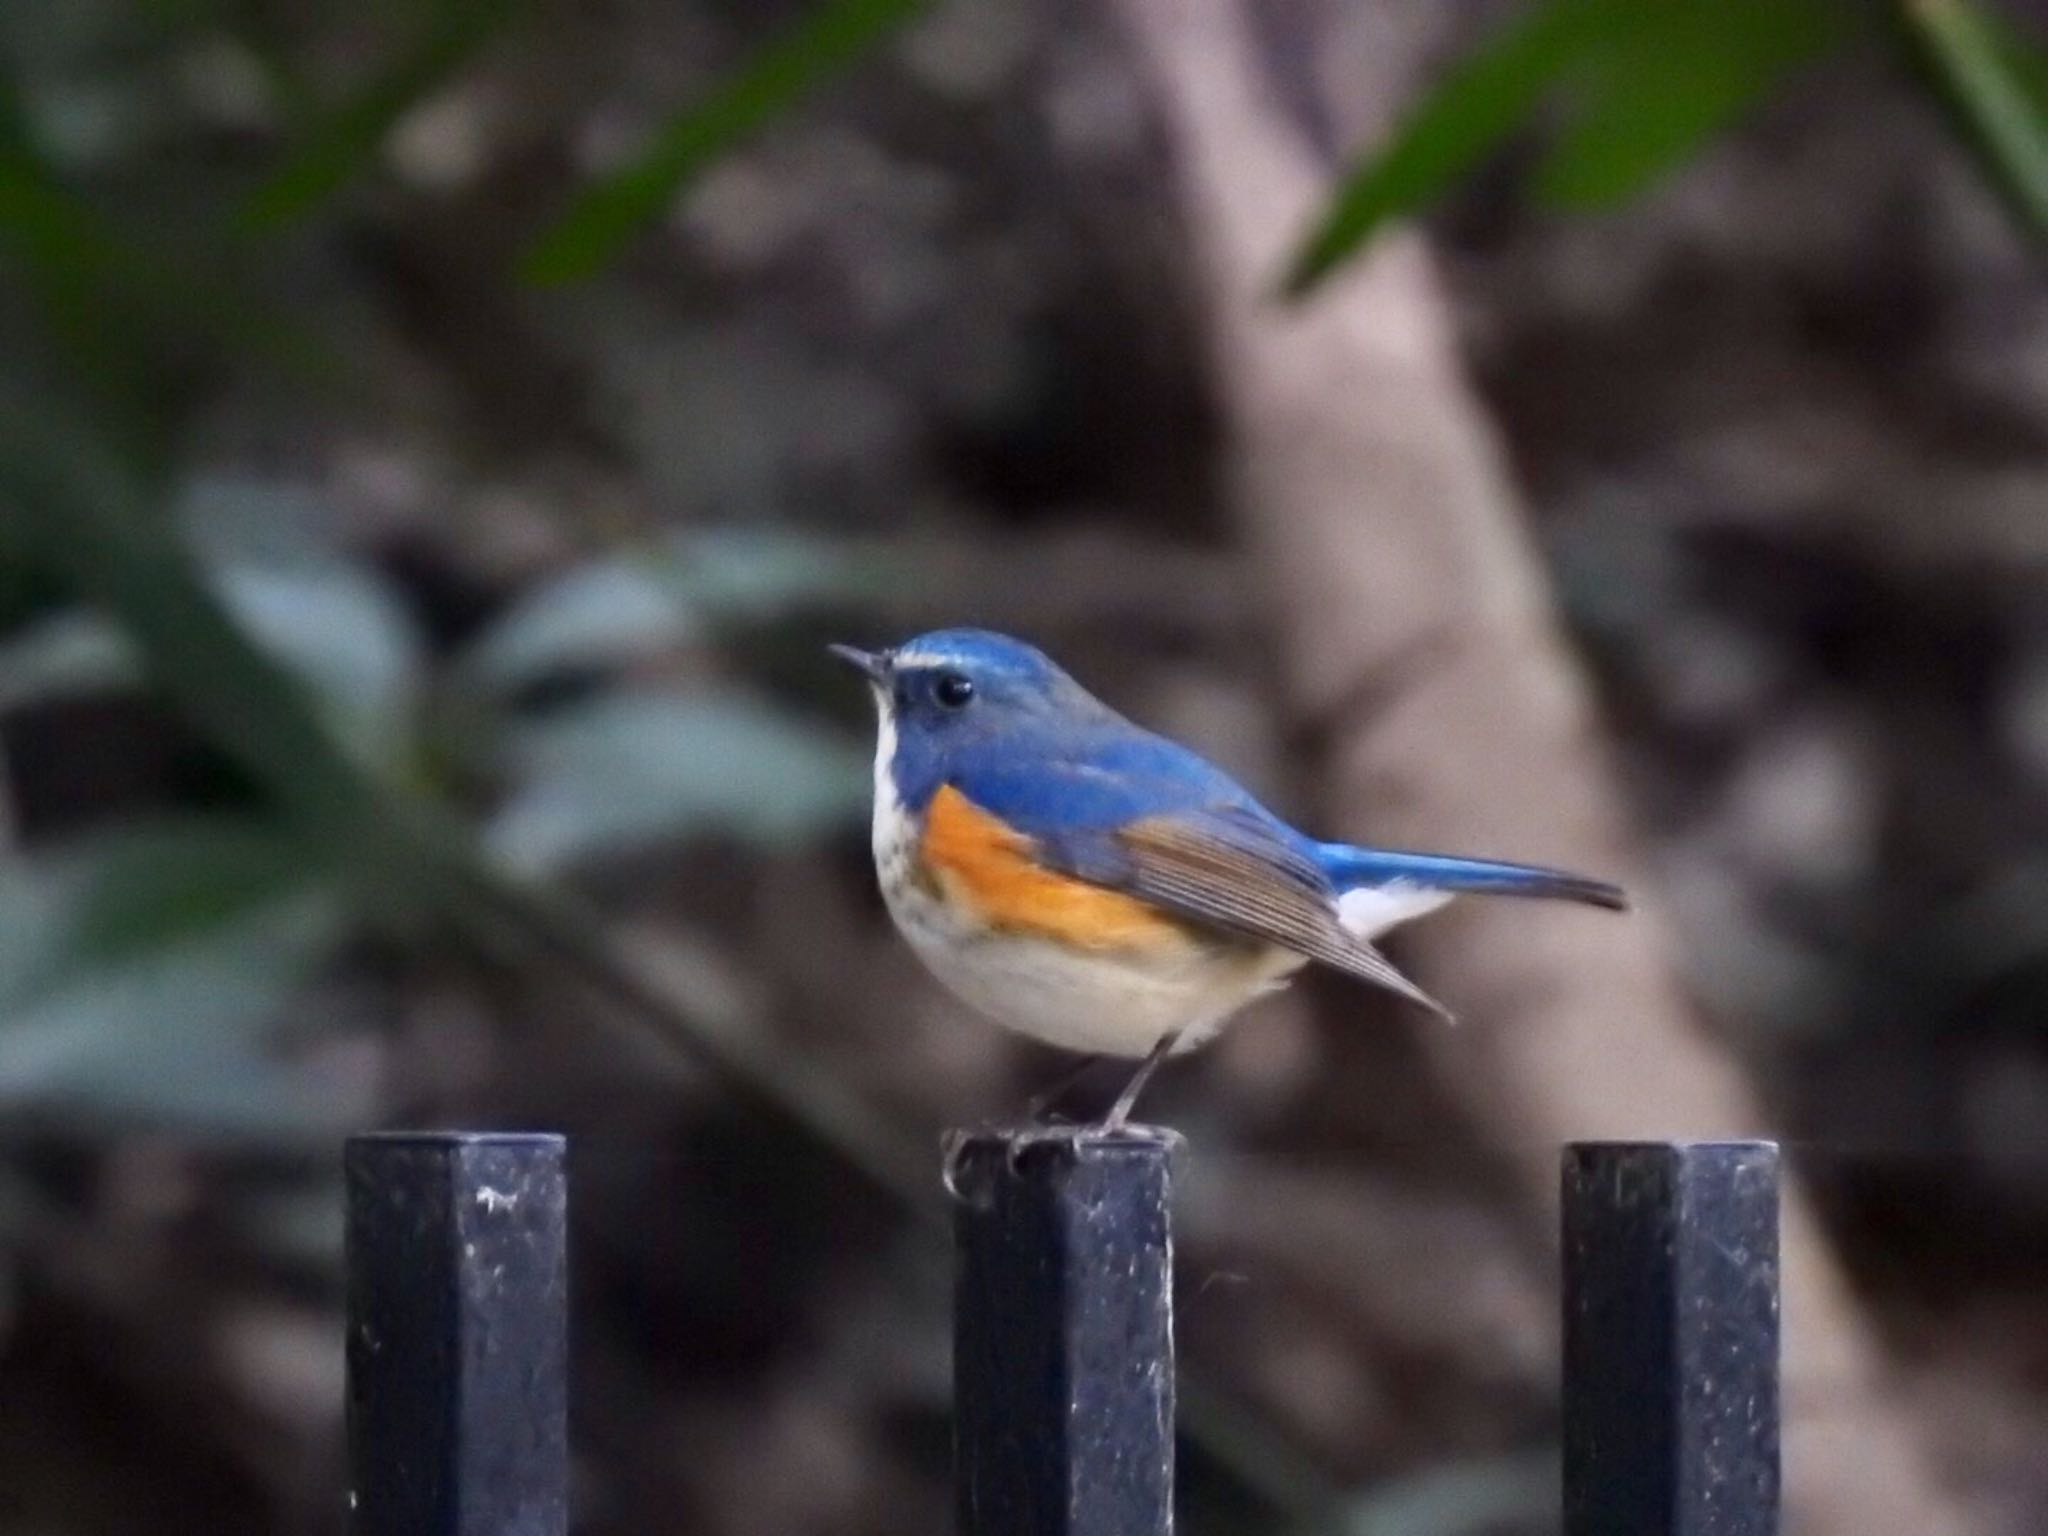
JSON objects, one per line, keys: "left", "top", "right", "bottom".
{"left": 920, "top": 785, "right": 1187, "bottom": 950}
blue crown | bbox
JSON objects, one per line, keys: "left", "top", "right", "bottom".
{"left": 892, "top": 628, "right": 1066, "bottom": 687}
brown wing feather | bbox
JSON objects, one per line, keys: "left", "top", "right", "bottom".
{"left": 1109, "top": 817, "right": 1452, "bottom": 1020}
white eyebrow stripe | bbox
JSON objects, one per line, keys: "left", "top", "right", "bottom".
{"left": 890, "top": 649, "right": 950, "bottom": 668}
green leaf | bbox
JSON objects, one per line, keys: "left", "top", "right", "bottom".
{"left": 0, "top": 397, "right": 925, "bottom": 1201}
{"left": 1988, "top": 7, "right": 2048, "bottom": 119}
{"left": 179, "top": 483, "right": 430, "bottom": 770}
{"left": 173, "top": 473, "right": 338, "bottom": 568}
{"left": 0, "top": 77, "right": 129, "bottom": 280}
{"left": 1285, "top": 0, "right": 1633, "bottom": 295}
{"left": 0, "top": 83, "right": 331, "bottom": 408}
{"left": 0, "top": 523, "right": 423, "bottom": 772}
{"left": 1287, "top": 0, "right": 1856, "bottom": 289}
{"left": 487, "top": 691, "right": 867, "bottom": 871}
{"left": 0, "top": 80, "right": 165, "bottom": 383}
{"left": 455, "top": 558, "right": 703, "bottom": 696}
{"left": 521, "top": 0, "right": 932, "bottom": 285}
{"left": 0, "top": 815, "right": 318, "bottom": 1005}
{"left": 237, "top": 0, "right": 524, "bottom": 230}
{"left": 453, "top": 531, "right": 881, "bottom": 695}
{"left": 1899, "top": 0, "right": 2048, "bottom": 244}
{"left": 0, "top": 890, "right": 347, "bottom": 1139}
{"left": 0, "top": 139, "right": 127, "bottom": 286}
{"left": 0, "top": 401, "right": 480, "bottom": 943}
{"left": 667, "top": 529, "right": 888, "bottom": 614}
{"left": 0, "top": 813, "right": 343, "bottom": 1138}
{"left": 1535, "top": 0, "right": 1846, "bottom": 209}
{"left": 215, "top": 563, "right": 425, "bottom": 773}
{"left": 0, "top": 608, "right": 138, "bottom": 711}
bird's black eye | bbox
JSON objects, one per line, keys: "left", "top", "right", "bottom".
{"left": 933, "top": 671, "right": 975, "bottom": 709}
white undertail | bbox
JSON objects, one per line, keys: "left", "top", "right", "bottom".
{"left": 1335, "top": 881, "right": 1454, "bottom": 940}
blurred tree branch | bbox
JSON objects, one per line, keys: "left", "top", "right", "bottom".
{"left": 1104, "top": 1, "right": 1976, "bottom": 1533}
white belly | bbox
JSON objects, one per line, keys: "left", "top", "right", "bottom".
{"left": 888, "top": 871, "right": 1300, "bottom": 1056}
{"left": 870, "top": 747, "right": 1300, "bottom": 1057}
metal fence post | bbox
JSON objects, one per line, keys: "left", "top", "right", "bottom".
{"left": 345, "top": 1132, "right": 569, "bottom": 1536}
{"left": 950, "top": 1128, "right": 1178, "bottom": 1536}
{"left": 1562, "top": 1140, "right": 1780, "bottom": 1536}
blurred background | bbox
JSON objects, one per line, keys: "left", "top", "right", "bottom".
{"left": 2, "top": 0, "right": 2046, "bottom": 1532}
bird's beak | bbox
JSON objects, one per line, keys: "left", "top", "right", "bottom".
{"left": 828, "top": 643, "right": 891, "bottom": 686}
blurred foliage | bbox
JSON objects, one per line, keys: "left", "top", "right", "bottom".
{"left": 1328, "top": 1452, "right": 1557, "bottom": 1536}
{"left": 238, "top": 0, "right": 527, "bottom": 230}
{"left": 523, "top": 0, "right": 934, "bottom": 283}
{"left": 1900, "top": 0, "right": 2048, "bottom": 237}
{"left": 0, "top": 415, "right": 890, "bottom": 1121}
{"left": 0, "top": 0, "right": 929, "bottom": 1257}
{"left": 0, "top": 824, "right": 344, "bottom": 1137}
{"left": 1287, "top": 0, "right": 2048, "bottom": 293}
{"left": 2, "top": 0, "right": 2043, "bottom": 1533}
{"left": 0, "top": 0, "right": 928, "bottom": 1149}
{"left": 1286, "top": 0, "right": 1848, "bottom": 294}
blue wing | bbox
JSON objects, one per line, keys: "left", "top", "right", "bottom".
{"left": 944, "top": 724, "right": 1276, "bottom": 834}
{"left": 936, "top": 720, "right": 1623, "bottom": 1019}
{"left": 946, "top": 732, "right": 1450, "bottom": 1015}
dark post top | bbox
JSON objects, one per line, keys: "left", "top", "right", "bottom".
{"left": 950, "top": 1126, "right": 1181, "bottom": 1536}
{"left": 345, "top": 1132, "right": 568, "bottom": 1536}
{"left": 1562, "top": 1140, "right": 1780, "bottom": 1536}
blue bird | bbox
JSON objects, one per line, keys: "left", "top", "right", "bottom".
{"left": 832, "top": 629, "right": 1625, "bottom": 1127}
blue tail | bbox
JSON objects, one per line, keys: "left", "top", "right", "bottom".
{"left": 1316, "top": 843, "right": 1627, "bottom": 911}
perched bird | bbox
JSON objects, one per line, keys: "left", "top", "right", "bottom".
{"left": 832, "top": 629, "right": 1625, "bottom": 1128}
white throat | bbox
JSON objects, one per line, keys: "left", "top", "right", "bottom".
{"left": 869, "top": 688, "right": 914, "bottom": 876}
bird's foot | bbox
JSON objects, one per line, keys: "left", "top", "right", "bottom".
{"left": 940, "top": 1119, "right": 1183, "bottom": 1198}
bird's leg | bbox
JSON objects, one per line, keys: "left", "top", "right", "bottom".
{"left": 1099, "top": 1031, "right": 1183, "bottom": 1132}
{"left": 1026, "top": 1054, "right": 1106, "bottom": 1122}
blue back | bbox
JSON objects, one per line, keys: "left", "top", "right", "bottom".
{"left": 872, "top": 628, "right": 1626, "bottom": 911}
{"left": 882, "top": 628, "right": 1313, "bottom": 847}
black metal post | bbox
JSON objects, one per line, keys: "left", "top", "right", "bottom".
{"left": 345, "top": 1132, "right": 568, "bottom": 1536}
{"left": 950, "top": 1128, "right": 1178, "bottom": 1536}
{"left": 1562, "top": 1140, "right": 1780, "bottom": 1536}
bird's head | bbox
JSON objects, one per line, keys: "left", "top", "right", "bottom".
{"left": 830, "top": 629, "right": 1100, "bottom": 804}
